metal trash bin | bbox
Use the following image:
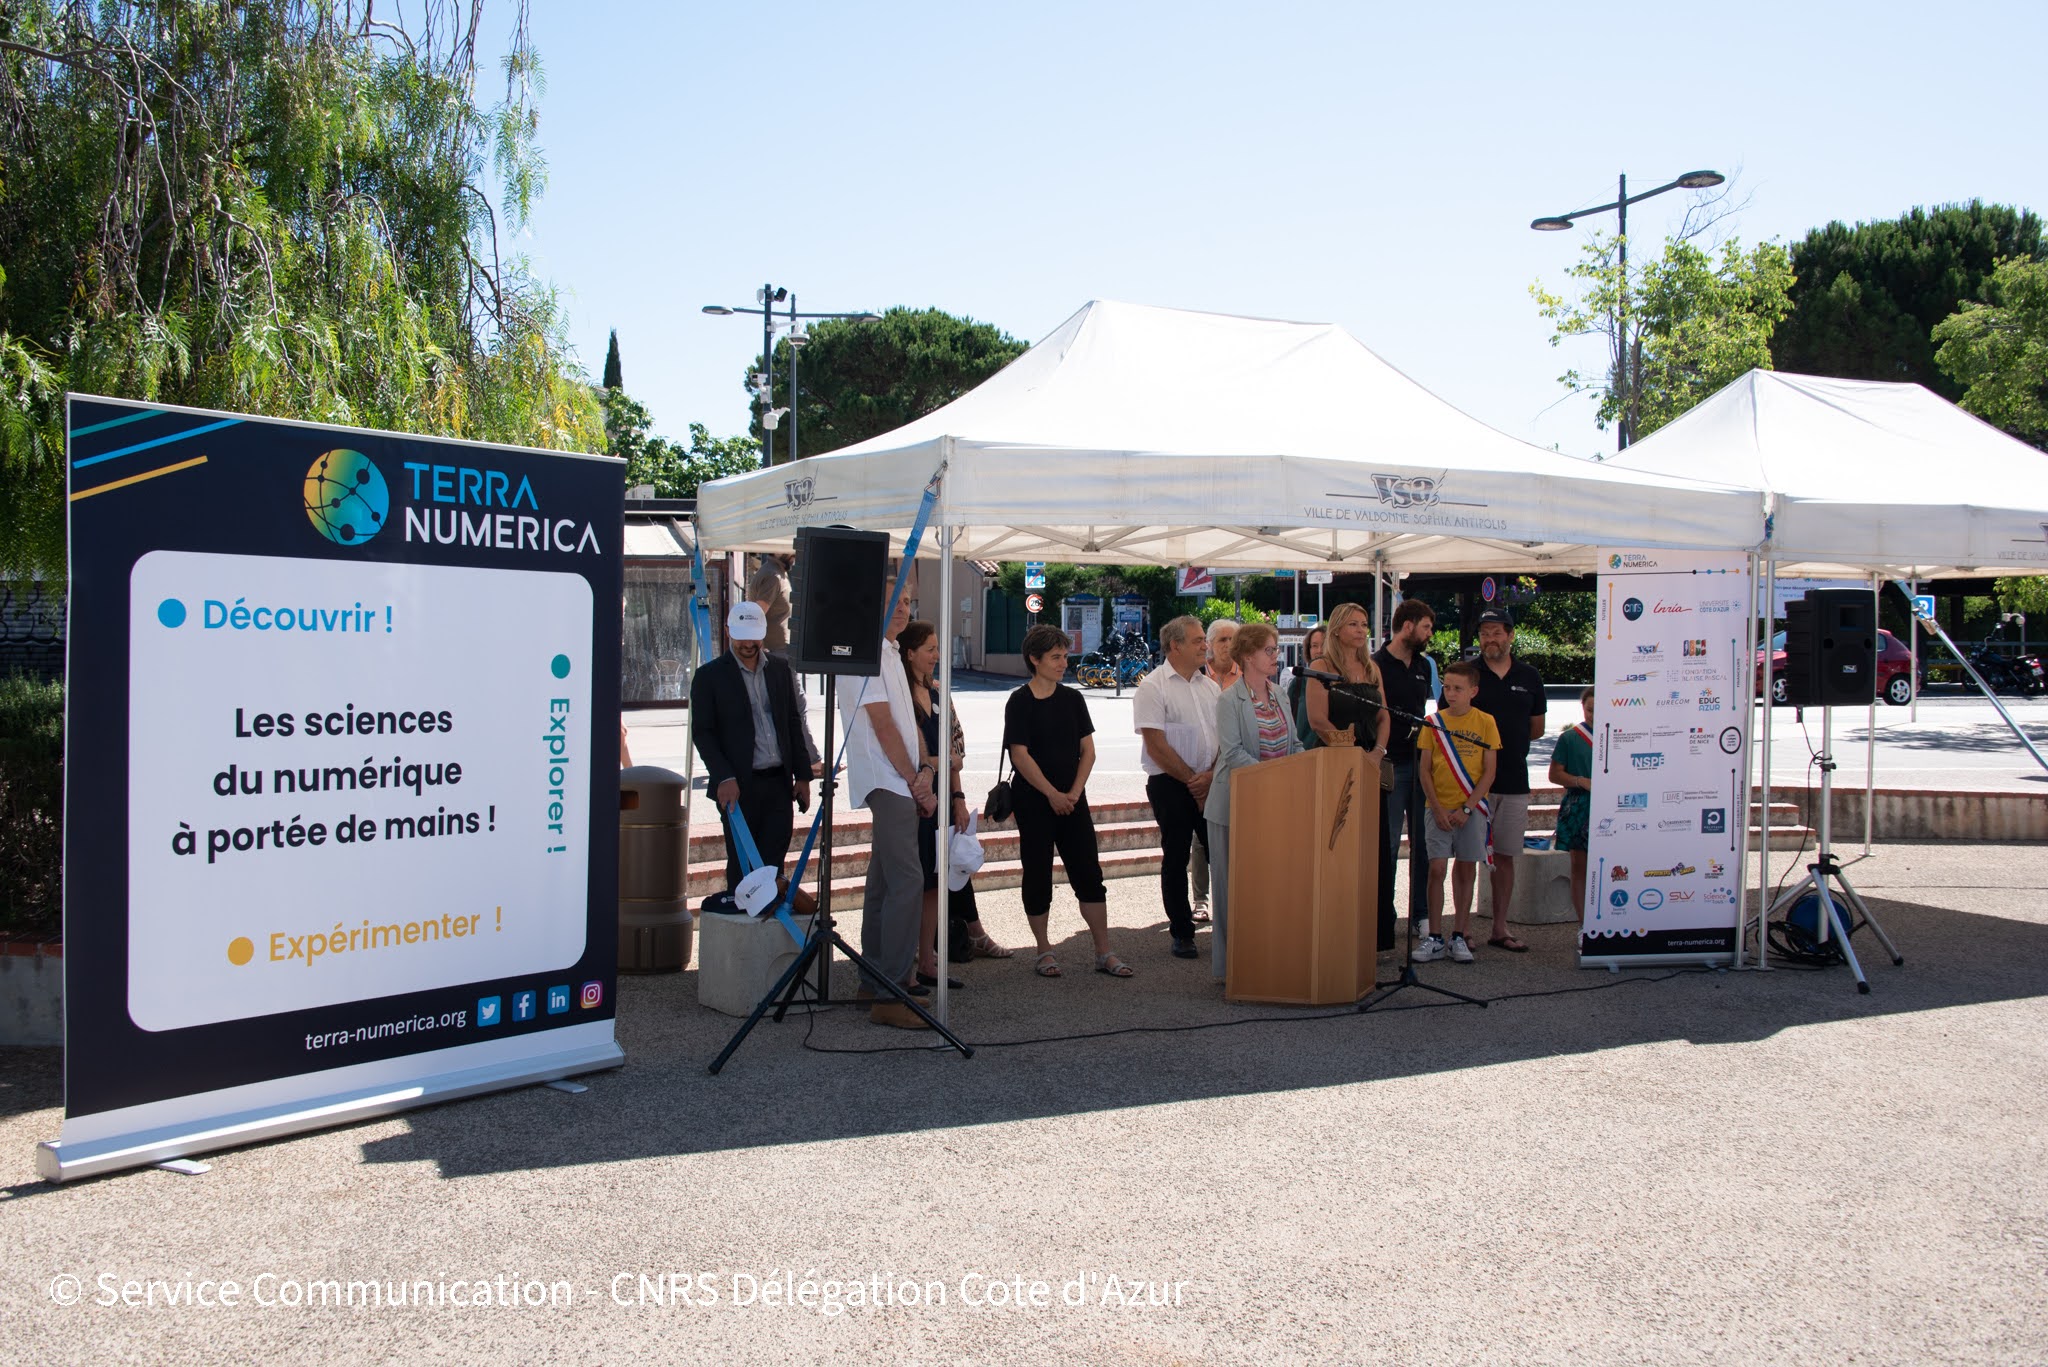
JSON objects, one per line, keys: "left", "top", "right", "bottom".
{"left": 619, "top": 764, "right": 692, "bottom": 972}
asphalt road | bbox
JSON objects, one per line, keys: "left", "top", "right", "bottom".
{"left": 8, "top": 842, "right": 2047, "bottom": 1364}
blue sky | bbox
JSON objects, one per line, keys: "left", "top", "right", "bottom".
{"left": 511, "top": 0, "right": 2044, "bottom": 460}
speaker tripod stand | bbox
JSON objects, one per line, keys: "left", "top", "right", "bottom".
{"left": 1758, "top": 704, "right": 1902, "bottom": 993}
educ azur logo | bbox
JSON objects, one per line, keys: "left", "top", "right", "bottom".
{"left": 303, "top": 449, "right": 389, "bottom": 545}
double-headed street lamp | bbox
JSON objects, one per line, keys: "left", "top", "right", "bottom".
{"left": 702, "top": 285, "right": 881, "bottom": 466}
{"left": 1531, "top": 169, "right": 1724, "bottom": 451}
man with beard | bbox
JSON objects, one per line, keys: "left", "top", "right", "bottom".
{"left": 1372, "top": 598, "right": 1437, "bottom": 938}
{"left": 1470, "top": 609, "right": 1543, "bottom": 953}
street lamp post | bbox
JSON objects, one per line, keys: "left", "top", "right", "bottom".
{"left": 702, "top": 287, "right": 882, "bottom": 466}
{"left": 1531, "top": 169, "right": 1724, "bottom": 451}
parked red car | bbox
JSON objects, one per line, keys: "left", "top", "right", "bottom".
{"left": 1756, "top": 629, "right": 1925, "bottom": 706}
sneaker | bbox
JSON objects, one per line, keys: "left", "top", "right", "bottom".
{"left": 1448, "top": 934, "right": 1475, "bottom": 964}
{"left": 1411, "top": 934, "right": 1446, "bottom": 963}
{"left": 1191, "top": 900, "right": 1212, "bottom": 924}
{"left": 1170, "top": 938, "right": 1199, "bottom": 960}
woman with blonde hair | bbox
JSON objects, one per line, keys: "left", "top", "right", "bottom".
{"left": 1203, "top": 622, "right": 1302, "bottom": 982}
{"left": 1305, "top": 601, "right": 1398, "bottom": 950}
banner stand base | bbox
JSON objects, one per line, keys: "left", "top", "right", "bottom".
{"left": 36, "top": 1040, "right": 624, "bottom": 1184}
{"left": 1578, "top": 953, "right": 1734, "bottom": 970}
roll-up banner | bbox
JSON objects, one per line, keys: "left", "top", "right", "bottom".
{"left": 1582, "top": 550, "right": 1751, "bottom": 968}
{"left": 42, "top": 397, "right": 625, "bottom": 1182}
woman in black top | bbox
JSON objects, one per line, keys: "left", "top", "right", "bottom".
{"left": 1002, "top": 625, "right": 1129, "bottom": 979}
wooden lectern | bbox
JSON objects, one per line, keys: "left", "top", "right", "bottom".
{"left": 1226, "top": 747, "right": 1381, "bottom": 1004}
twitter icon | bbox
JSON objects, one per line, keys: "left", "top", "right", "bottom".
{"left": 477, "top": 995, "right": 502, "bottom": 1027}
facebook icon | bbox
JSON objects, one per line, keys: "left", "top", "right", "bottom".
{"left": 511, "top": 989, "right": 537, "bottom": 1022}
{"left": 545, "top": 984, "right": 572, "bottom": 1015}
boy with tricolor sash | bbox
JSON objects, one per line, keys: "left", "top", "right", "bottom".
{"left": 1415, "top": 660, "right": 1498, "bottom": 964}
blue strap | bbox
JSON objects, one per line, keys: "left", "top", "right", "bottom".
{"left": 688, "top": 533, "right": 715, "bottom": 670}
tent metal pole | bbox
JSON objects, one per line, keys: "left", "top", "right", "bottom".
{"left": 1866, "top": 572, "right": 1878, "bottom": 855}
{"left": 1908, "top": 577, "right": 1920, "bottom": 724}
{"left": 1735, "top": 551, "right": 1759, "bottom": 969}
{"left": 1759, "top": 555, "right": 1775, "bottom": 971}
{"left": 935, "top": 450, "right": 954, "bottom": 1025}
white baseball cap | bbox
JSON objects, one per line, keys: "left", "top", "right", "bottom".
{"left": 946, "top": 813, "right": 986, "bottom": 891}
{"left": 734, "top": 865, "right": 782, "bottom": 917}
{"left": 728, "top": 601, "right": 767, "bottom": 642}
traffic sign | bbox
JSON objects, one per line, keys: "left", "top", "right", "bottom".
{"left": 1024, "top": 562, "right": 1046, "bottom": 590}
{"left": 1481, "top": 576, "right": 1497, "bottom": 602}
{"left": 1911, "top": 594, "right": 1936, "bottom": 621}
{"left": 1025, "top": 592, "right": 1044, "bottom": 614}
{"left": 1305, "top": 569, "right": 1334, "bottom": 585}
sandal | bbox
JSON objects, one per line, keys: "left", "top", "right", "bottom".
{"left": 1034, "top": 952, "right": 1062, "bottom": 978}
{"left": 1095, "top": 953, "right": 1135, "bottom": 978}
{"left": 969, "top": 932, "right": 1015, "bottom": 959}
{"left": 1487, "top": 934, "right": 1530, "bottom": 953}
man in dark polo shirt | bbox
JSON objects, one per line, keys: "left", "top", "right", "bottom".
{"left": 1372, "top": 598, "right": 1438, "bottom": 937}
{"left": 1472, "top": 608, "right": 1544, "bottom": 953}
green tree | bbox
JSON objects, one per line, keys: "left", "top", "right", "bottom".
{"left": 603, "top": 330, "right": 623, "bottom": 391}
{"left": 0, "top": 0, "right": 604, "bottom": 582}
{"left": 605, "top": 388, "right": 757, "bottom": 498}
{"left": 1994, "top": 577, "right": 2048, "bottom": 619}
{"left": 1932, "top": 257, "right": 2048, "bottom": 447}
{"left": 1533, "top": 234, "right": 1793, "bottom": 443}
{"left": 751, "top": 307, "right": 1028, "bottom": 457}
{"left": 1772, "top": 202, "right": 2045, "bottom": 397}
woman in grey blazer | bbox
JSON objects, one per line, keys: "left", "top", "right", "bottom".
{"left": 1203, "top": 622, "right": 1303, "bottom": 982}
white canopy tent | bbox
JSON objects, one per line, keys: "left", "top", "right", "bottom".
{"left": 695, "top": 300, "right": 1763, "bottom": 573}
{"left": 1609, "top": 369, "right": 2048, "bottom": 579}
{"left": 694, "top": 302, "right": 1779, "bottom": 1006}
{"left": 1612, "top": 369, "right": 2048, "bottom": 956}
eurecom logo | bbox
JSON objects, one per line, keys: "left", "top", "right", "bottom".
{"left": 304, "top": 449, "right": 389, "bottom": 545}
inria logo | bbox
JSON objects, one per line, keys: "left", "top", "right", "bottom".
{"left": 1622, "top": 597, "right": 1644, "bottom": 621}
{"left": 304, "top": 450, "right": 388, "bottom": 545}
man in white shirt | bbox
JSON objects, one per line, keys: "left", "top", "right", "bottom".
{"left": 838, "top": 582, "right": 937, "bottom": 1028}
{"left": 1133, "top": 615, "right": 1221, "bottom": 960}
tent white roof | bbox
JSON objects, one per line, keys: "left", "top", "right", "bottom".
{"left": 1608, "top": 370, "right": 2048, "bottom": 579}
{"left": 694, "top": 300, "right": 1763, "bottom": 572}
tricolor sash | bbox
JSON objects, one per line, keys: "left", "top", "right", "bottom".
{"left": 1572, "top": 721, "right": 1593, "bottom": 748}
{"left": 1428, "top": 716, "right": 1492, "bottom": 863}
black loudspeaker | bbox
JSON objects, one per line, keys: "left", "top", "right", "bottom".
{"left": 1783, "top": 589, "right": 1876, "bottom": 706}
{"left": 790, "top": 526, "right": 889, "bottom": 676}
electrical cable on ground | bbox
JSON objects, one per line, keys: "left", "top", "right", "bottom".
{"left": 785, "top": 964, "right": 1720, "bottom": 1057}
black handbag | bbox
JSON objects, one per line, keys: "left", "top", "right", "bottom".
{"left": 984, "top": 747, "right": 1014, "bottom": 824}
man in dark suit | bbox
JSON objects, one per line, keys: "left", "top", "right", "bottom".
{"left": 691, "top": 601, "right": 815, "bottom": 890}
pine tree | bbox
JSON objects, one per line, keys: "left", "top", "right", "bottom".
{"left": 603, "top": 331, "right": 623, "bottom": 390}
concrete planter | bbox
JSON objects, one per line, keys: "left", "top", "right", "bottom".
{"left": 0, "top": 940, "right": 61, "bottom": 1047}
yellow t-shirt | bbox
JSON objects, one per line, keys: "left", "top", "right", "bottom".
{"left": 1422, "top": 707, "right": 1501, "bottom": 810}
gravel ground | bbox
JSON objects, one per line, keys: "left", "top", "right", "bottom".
{"left": 4, "top": 841, "right": 2046, "bottom": 1364}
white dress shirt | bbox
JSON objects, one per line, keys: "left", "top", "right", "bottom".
{"left": 839, "top": 638, "right": 919, "bottom": 809}
{"left": 1131, "top": 662, "right": 1221, "bottom": 777}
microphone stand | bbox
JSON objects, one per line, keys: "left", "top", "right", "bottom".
{"left": 1297, "top": 673, "right": 1487, "bottom": 1015}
